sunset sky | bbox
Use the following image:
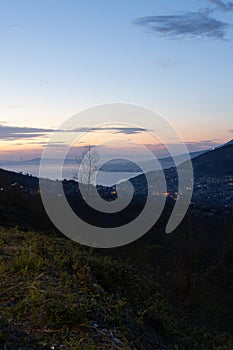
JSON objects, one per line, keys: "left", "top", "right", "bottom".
{"left": 0, "top": 0, "right": 233, "bottom": 160}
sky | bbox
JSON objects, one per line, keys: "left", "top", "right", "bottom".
{"left": 0, "top": 0, "right": 233, "bottom": 160}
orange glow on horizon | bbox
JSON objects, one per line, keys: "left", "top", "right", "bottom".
{"left": 0, "top": 125, "right": 230, "bottom": 161}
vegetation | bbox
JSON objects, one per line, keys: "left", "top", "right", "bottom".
{"left": 0, "top": 226, "right": 233, "bottom": 349}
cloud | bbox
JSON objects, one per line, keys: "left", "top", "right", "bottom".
{"left": 184, "top": 139, "right": 220, "bottom": 147}
{"left": 9, "top": 23, "right": 21, "bottom": 28}
{"left": 0, "top": 125, "right": 55, "bottom": 141}
{"left": 65, "top": 126, "right": 147, "bottom": 135}
{"left": 146, "top": 139, "right": 221, "bottom": 156}
{"left": 155, "top": 58, "right": 185, "bottom": 69}
{"left": 92, "top": 126, "right": 147, "bottom": 135}
{"left": 0, "top": 124, "right": 147, "bottom": 141}
{"left": 6, "top": 133, "right": 48, "bottom": 140}
{"left": 207, "top": 0, "right": 233, "bottom": 11}
{"left": 135, "top": 11, "right": 229, "bottom": 39}
{"left": 228, "top": 129, "right": 233, "bottom": 133}
{"left": 179, "top": 139, "right": 221, "bottom": 152}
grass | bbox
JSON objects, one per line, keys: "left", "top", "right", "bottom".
{"left": 0, "top": 226, "right": 232, "bottom": 349}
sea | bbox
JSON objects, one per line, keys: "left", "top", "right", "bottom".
{"left": 0, "top": 161, "right": 142, "bottom": 186}
{"left": 0, "top": 153, "right": 184, "bottom": 186}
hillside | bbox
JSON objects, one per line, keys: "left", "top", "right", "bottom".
{"left": 0, "top": 145, "right": 233, "bottom": 349}
{"left": 191, "top": 141, "right": 233, "bottom": 178}
{"left": 1, "top": 227, "right": 233, "bottom": 350}
{"left": 0, "top": 168, "right": 39, "bottom": 191}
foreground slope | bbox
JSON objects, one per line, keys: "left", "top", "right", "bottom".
{"left": 0, "top": 227, "right": 233, "bottom": 349}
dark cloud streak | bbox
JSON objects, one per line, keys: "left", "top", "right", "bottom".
{"left": 0, "top": 125, "right": 55, "bottom": 141}
{"left": 207, "top": 0, "right": 233, "bottom": 11}
{"left": 135, "top": 11, "right": 229, "bottom": 39}
{"left": 91, "top": 126, "right": 147, "bottom": 135}
{"left": 0, "top": 124, "right": 147, "bottom": 141}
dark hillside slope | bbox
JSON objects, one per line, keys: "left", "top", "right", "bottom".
{"left": 191, "top": 142, "right": 233, "bottom": 178}
{"left": 0, "top": 168, "right": 39, "bottom": 190}
{"left": 1, "top": 227, "right": 233, "bottom": 349}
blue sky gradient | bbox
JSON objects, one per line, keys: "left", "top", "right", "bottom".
{"left": 0, "top": 0, "right": 233, "bottom": 159}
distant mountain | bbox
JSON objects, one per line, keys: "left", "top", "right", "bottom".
{"left": 25, "top": 157, "right": 41, "bottom": 163}
{"left": 100, "top": 150, "right": 206, "bottom": 173}
{"left": 0, "top": 158, "right": 41, "bottom": 165}
{"left": 158, "top": 150, "right": 204, "bottom": 168}
{"left": 0, "top": 150, "right": 206, "bottom": 173}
